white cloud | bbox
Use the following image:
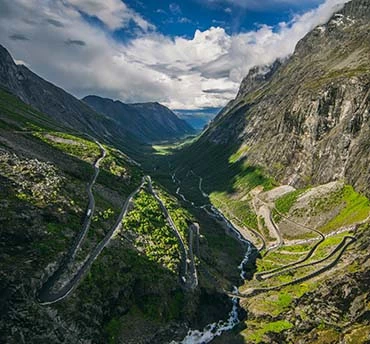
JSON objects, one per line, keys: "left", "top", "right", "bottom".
{"left": 67, "top": 0, "right": 154, "bottom": 31}
{"left": 179, "top": 17, "right": 192, "bottom": 24}
{"left": 0, "top": 0, "right": 349, "bottom": 110}
{"left": 169, "top": 3, "right": 182, "bottom": 15}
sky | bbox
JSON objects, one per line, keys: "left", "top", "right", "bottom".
{"left": 0, "top": 0, "right": 349, "bottom": 114}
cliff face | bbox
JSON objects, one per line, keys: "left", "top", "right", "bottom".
{"left": 198, "top": 0, "right": 370, "bottom": 195}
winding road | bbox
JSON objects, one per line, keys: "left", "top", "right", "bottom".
{"left": 147, "top": 175, "right": 198, "bottom": 290}
{"left": 38, "top": 139, "right": 146, "bottom": 305}
{"left": 171, "top": 170, "right": 256, "bottom": 343}
{"left": 187, "top": 223, "right": 200, "bottom": 289}
{"left": 258, "top": 235, "right": 354, "bottom": 281}
{"left": 171, "top": 170, "right": 254, "bottom": 279}
{"left": 192, "top": 171, "right": 265, "bottom": 251}
{"left": 255, "top": 199, "right": 284, "bottom": 254}
{"left": 255, "top": 208, "right": 326, "bottom": 279}
{"left": 231, "top": 235, "right": 356, "bottom": 298}
{"left": 72, "top": 140, "right": 106, "bottom": 259}
{"left": 39, "top": 166, "right": 202, "bottom": 304}
{"left": 173, "top": 169, "right": 358, "bottom": 304}
{"left": 38, "top": 140, "right": 106, "bottom": 304}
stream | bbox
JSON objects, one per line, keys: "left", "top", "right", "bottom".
{"left": 171, "top": 172, "right": 255, "bottom": 344}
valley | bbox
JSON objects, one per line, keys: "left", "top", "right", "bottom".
{"left": 152, "top": 141, "right": 369, "bottom": 343}
{"left": 0, "top": 0, "right": 369, "bottom": 343}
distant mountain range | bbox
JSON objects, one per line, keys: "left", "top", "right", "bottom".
{"left": 175, "top": 109, "right": 219, "bottom": 131}
{"left": 83, "top": 95, "right": 195, "bottom": 143}
{"left": 0, "top": 44, "right": 194, "bottom": 147}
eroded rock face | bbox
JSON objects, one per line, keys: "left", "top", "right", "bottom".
{"left": 201, "top": 0, "right": 370, "bottom": 196}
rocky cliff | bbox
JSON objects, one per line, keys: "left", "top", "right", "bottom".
{"left": 191, "top": 0, "right": 370, "bottom": 196}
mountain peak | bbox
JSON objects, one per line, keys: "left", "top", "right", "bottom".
{"left": 236, "top": 59, "right": 283, "bottom": 99}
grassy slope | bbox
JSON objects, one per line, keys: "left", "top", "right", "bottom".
{"left": 238, "top": 223, "right": 370, "bottom": 344}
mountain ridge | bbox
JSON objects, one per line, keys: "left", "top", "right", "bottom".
{"left": 83, "top": 95, "right": 195, "bottom": 143}
{"left": 0, "top": 45, "right": 194, "bottom": 147}
{"left": 0, "top": 0, "right": 369, "bottom": 343}
{"left": 179, "top": 0, "right": 370, "bottom": 197}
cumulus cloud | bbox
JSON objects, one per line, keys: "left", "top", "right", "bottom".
{"left": 0, "top": 0, "right": 349, "bottom": 110}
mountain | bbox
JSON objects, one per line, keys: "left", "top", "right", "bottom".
{"left": 1, "top": 1, "right": 370, "bottom": 344}
{"left": 83, "top": 95, "right": 195, "bottom": 143}
{"left": 0, "top": 82, "right": 241, "bottom": 344}
{"left": 177, "top": 0, "right": 370, "bottom": 197}
{"left": 176, "top": 110, "right": 219, "bottom": 131}
{"left": 166, "top": 1, "right": 370, "bottom": 343}
{"left": 0, "top": 45, "right": 193, "bottom": 148}
{"left": 0, "top": 45, "right": 131, "bottom": 147}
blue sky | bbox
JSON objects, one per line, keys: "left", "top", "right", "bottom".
{"left": 122, "top": 0, "right": 322, "bottom": 37}
{"left": 0, "top": 0, "right": 347, "bottom": 113}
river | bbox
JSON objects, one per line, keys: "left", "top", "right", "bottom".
{"left": 171, "top": 172, "right": 255, "bottom": 344}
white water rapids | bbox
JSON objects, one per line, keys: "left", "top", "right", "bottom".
{"left": 171, "top": 171, "right": 254, "bottom": 343}
{"left": 175, "top": 290, "right": 240, "bottom": 344}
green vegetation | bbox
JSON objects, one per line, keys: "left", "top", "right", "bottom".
{"left": 244, "top": 320, "right": 293, "bottom": 343}
{"left": 210, "top": 191, "right": 258, "bottom": 230}
{"left": 156, "top": 187, "right": 193, "bottom": 241}
{"left": 34, "top": 131, "right": 101, "bottom": 163}
{"left": 278, "top": 243, "right": 311, "bottom": 253}
{"left": 173, "top": 139, "right": 276, "bottom": 199}
{"left": 275, "top": 188, "right": 308, "bottom": 214}
{"left": 310, "top": 231, "right": 350, "bottom": 259}
{"left": 123, "top": 190, "right": 181, "bottom": 273}
{"left": 272, "top": 292, "right": 293, "bottom": 312}
{"left": 0, "top": 88, "right": 61, "bottom": 131}
{"left": 251, "top": 292, "right": 293, "bottom": 316}
{"left": 0, "top": 151, "right": 65, "bottom": 207}
{"left": 100, "top": 149, "right": 127, "bottom": 177}
{"left": 344, "top": 325, "right": 370, "bottom": 344}
{"left": 305, "top": 66, "right": 370, "bottom": 90}
{"left": 152, "top": 144, "right": 176, "bottom": 156}
{"left": 74, "top": 244, "right": 183, "bottom": 341}
{"left": 233, "top": 164, "right": 276, "bottom": 193}
{"left": 229, "top": 144, "right": 249, "bottom": 164}
{"left": 105, "top": 318, "right": 121, "bottom": 344}
{"left": 152, "top": 136, "right": 198, "bottom": 156}
{"left": 320, "top": 185, "right": 370, "bottom": 233}
{"left": 311, "top": 329, "right": 340, "bottom": 344}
